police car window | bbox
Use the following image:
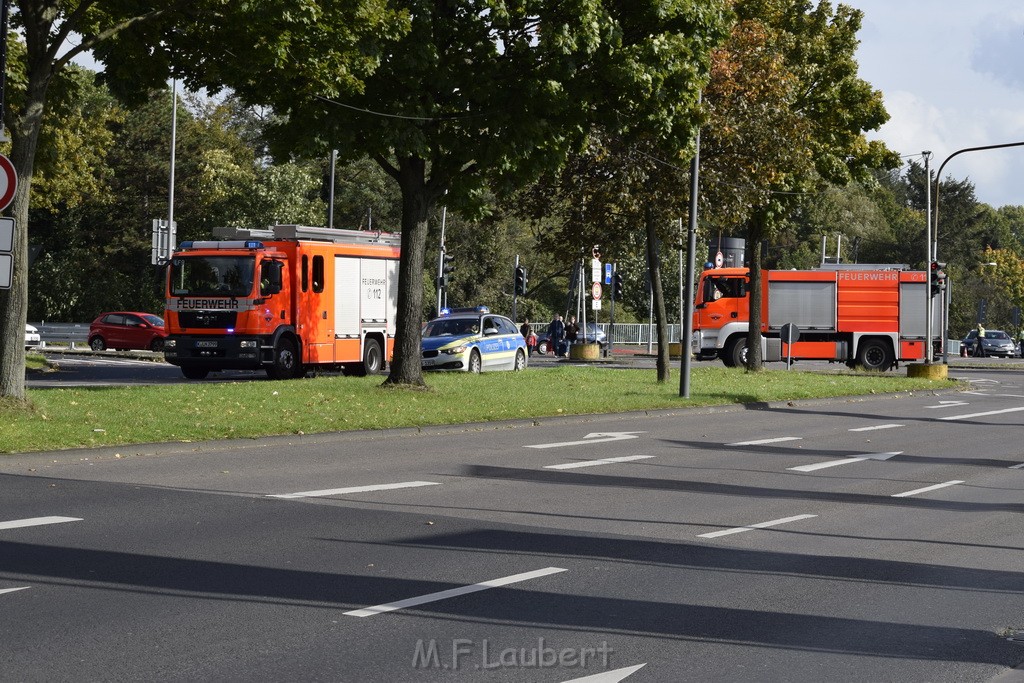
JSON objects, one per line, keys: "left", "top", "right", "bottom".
{"left": 498, "top": 318, "right": 518, "bottom": 335}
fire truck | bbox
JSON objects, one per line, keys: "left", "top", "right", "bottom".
{"left": 163, "top": 224, "right": 400, "bottom": 380}
{"left": 692, "top": 265, "right": 943, "bottom": 371}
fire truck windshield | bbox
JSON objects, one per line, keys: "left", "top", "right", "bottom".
{"left": 170, "top": 256, "right": 256, "bottom": 297}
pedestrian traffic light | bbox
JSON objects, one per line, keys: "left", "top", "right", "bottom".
{"left": 930, "top": 261, "right": 946, "bottom": 297}
{"left": 613, "top": 272, "right": 624, "bottom": 299}
{"left": 514, "top": 265, "right": 527, "bottom": 295}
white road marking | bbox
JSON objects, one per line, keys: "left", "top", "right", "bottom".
{"left": 849, "top": 423, "right": 904, "bottom": 431}
{"left": 726, "top": 437, "right": 802, "bottom": 446}
{"left": 0, "top": 516, "right": 82, "bottom": 530}
{"left": 561, "top": 664, "right": 647, "bottom": 683}
{"left": 268, "top": 481, "right": 439, "bottom": 499}
{"left": 1009, "top": 463, "right": 1024, "bottom": 470}
{"left": 525, "top": 432, "right": 645, "bottom": 449}
{"left": 891, "top": 480, "right": 964, "bottom": 498}
{"left": 938, "top": 406, "right": 1024, "bottom": 421}
{"left": 788, "top": 452, "right": 902, "bottom": 472}
{"left": 344, "top": 567, "right": 567, "bottom": 618}
{"left": 545, "top": 455, "right": 655, "bottom": 470}
{"left": 698, "top": 514, "right": 817, "bottom": 539}
{"left": 0, "top": 587, "right": 30, "bottom": 596}
{"left": 925, "top": 401, "right": 968, "bottom": 409}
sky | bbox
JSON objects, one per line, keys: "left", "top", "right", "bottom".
{"left": 844, "top": 0, "right": 1024, "bottom": 208}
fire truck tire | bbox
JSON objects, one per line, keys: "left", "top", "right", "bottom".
{"left": 468, "top": 349, "right": 483, "bottom": 373}
{"left": 267, "top": 337, "right": 299, "bottom": 380}
{"left": 856, "top": 339, "right": 893, "bottom": 371}
{"left": 149, "top": 337, "right": 165, "bottom": 352}
{"left": 514, "top": 349, "right": 527, "bottom": 371}
{"left": 723, "top": 337, "right": 747, "bottom": 368}
{"left": 181, "top": 366, "right": 209, "bottom": 380}
{"left": 89, "top": 336, "right": 106, "bottom": 352}
{"left": 349, "top": 338, "right": 383, "bottom": 376}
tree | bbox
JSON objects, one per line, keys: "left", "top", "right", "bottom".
{"left": 175, "top": 1, "right": 729, "bottom": 387}
{"left": 701, "top": 0, "right": 897, "bottom": 371}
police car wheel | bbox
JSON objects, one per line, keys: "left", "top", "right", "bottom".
{"left": 468, "top": 349, "right": 482, "bottom": 373}
{"left": 514, "top": 349, "right": 527, "bottom": 371}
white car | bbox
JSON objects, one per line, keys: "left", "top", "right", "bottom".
{"left": 25, "top": 324, "right": 41, "bottom": 350}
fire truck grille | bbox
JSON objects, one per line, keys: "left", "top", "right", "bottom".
{"left": 179, "top": 311, "right": 238, "bottom": 329}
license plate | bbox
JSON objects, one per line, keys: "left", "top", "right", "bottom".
{"left": 196, "top": 340, "right": 218, "bottom": 348}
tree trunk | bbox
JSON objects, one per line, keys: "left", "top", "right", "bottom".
{"left": 645, "top": 206, "right": 670, "bottom": 382}
{"left": 0, "top": 49, "right": 51, "bottom": 401}
{"left": 745, "top": 211, "right": 766, "bottom": 372}
{"left": 382, "top": 156, "right": 436, "bottom": 387}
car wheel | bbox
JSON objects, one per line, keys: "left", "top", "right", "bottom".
{"left": 267, "top": 337, "right": 298, "bottom": 380}
{"left": 181, "top": 366, "right": 209, "bottom": 380}
{"left": 514, "top": 349, "right": 527, "bottom": 371}
{"left": 149, "top": 337, "right": 166, "bottom": 352}
{"left": 89, "top": 336, "right": 106, "bottom": 352}
{"left": 537, "top": 340, "right": 549, "bottom": 355}
{"left": 468, "top": 349, "right": 482, "bottom": 373}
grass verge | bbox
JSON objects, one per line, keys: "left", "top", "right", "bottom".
{"left": 2, "top": 366, "right": 958, "bottom": 454}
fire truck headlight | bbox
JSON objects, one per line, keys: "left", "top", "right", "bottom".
{"left": 239, "top": 340, "right": 257, "bottom": 349}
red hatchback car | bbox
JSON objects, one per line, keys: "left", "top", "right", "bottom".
{"left": 88, "top": 312, "right": 168, "bottom": 352}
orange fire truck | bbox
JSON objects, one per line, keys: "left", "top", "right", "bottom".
{"left": 692, "top": 265, "right": 943, "bottom": 371}
{"left": 163, "top": 224, "right": 400, "bottom": 380}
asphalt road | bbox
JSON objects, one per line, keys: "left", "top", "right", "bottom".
{"left": 4, "top": 362, "right": 1024, "bottom": 682}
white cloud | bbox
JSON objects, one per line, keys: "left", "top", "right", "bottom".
{"left": 846, "top": 0, "right": 1024, "bottom": 207}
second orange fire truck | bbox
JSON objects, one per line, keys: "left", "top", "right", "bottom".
{"left": 692, "top": 265, "right": 943, "bottom": 370}
{"left": 163, "top": 224, "right": 400, "bottom": 380}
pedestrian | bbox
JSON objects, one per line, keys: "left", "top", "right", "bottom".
{"left": 975, "top": 323, "right": 986, "bottom": 357}
{"left": 547, "top": 314, "right": 566, "bottom": 357}
{"left": 564, "top": 316, "right": 579, "bottom": 352}
{"left": 520, "top": 319, "right": 537, "bottom": 357}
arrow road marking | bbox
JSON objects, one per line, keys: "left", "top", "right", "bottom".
{"left": 849, "top": 423, "right": 904, "bottom": 431}
{"left": 698, "top": 514, "right": 817, "bottom": 539}
{"left": 344, "top": 567, "right": 567, "bottom": 617}
{"left": 726, "top": 437, "right": 802, "bottom": 446}
{"left": 0, "top": 516, "right": 82, "bottom": 531}
{"left": 925, "top": 401, "right": 968, "bottom": 409}
{"left": 562, "top": 664, "right": 647, "bottom": 683}
{"left": 788, "top": 451, "right": 902, "bottom": 472}
{"left": 938, "top": 406, "right": 1024, "bottom": 421}
{"left": 0, "top": 587, "right": 30, "bottom": 596}
{"left": 892, "top": 480, "right": 964, "bottom": 498}
{"left": 546, "top": 455, "right": 655, "bottom": 470}
{"left": 268, "top": 481, "right": 439, "bottom": 499}
{"left": 526, "top": 432, "right": 645, "bottom": 449}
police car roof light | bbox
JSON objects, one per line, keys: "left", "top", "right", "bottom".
{"left": 443, "top": 306, "right": 489, "bottom": 315}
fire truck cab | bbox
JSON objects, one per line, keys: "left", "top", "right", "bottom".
{"left": 163, "top": 225, "right": 400, "bottom": 380}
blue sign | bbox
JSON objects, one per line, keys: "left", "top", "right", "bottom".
{"left": 604, "top": 263, "right": 612, "bottom": 284}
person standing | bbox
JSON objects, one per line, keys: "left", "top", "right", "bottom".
{"left": 564, "top": 316, "right": 580, "bottom": 353}
{"left": 974, "top": 323, "right": 986, "bottom": 357}
{"left": 520, "top": 319, "right": 537, "bottom": 357}
{"left": 547, "top": 314, "right": 566, "bottom": 357}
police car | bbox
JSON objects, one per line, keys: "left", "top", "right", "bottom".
{"left": 421, "top": 307, "right": 528, "bottom": 373}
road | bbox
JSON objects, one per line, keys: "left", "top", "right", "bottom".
{"left": 4, "top": 363, "right": 1024, "bottom": 681}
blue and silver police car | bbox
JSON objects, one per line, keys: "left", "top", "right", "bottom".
{"left": 421, "top": 307, "right": 528, "bottom": 373}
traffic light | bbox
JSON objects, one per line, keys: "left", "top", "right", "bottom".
{"left": 514, "top": 265, "right": 527, "bottom": 295}
{"left": 613, "top": 272, "right": 624, "bottom": 299}
{"left": 930, "top": 261, "right": 946, "bottom": 297}
{"left": 439, "top": 253, "right": 455, "bottom": 288}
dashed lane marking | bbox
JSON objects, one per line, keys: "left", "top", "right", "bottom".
{"left": 726, "top": 437, "right": 802, "bottom": 446}
{"left": 891, "top": 481, "right": 964, "bottom": 498}
{"left": 545, "top": 455, "right": 655, "bottom": 470}
{"left": 0, "top": 516, "right": 82, "bottom": 530}
{"left": 268, "top": 481, "right": 439, "bottom": 499}
{"left": 698, "top": 514, "right": 817, "bottom": 539}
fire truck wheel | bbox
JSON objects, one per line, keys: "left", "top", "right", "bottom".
{"left": 267, "top": 337, "right": 299, "bottom": 380}
{"left": 856, "top": 339, "right": 893, "bottom": 371}
{"left": 723, "top": 337, "right": 747, "bottom": 368}
{"left": 89, "top": 336, "right": 106, "bottom": 352}
{"left": 149, "top": 337, "right": 165, "bottom": 352}
{"left": 181, "top": 366, "right": 209, "bottom": 380}
{"left": 361, "top": 338, "right": 383, "bottom": 375}
{"left": 514, "top": 349, "right": 527, "bottom": 371}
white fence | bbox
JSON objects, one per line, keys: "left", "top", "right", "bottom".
{"left": 530, "top": 322, "right": 681, "bottom": 345}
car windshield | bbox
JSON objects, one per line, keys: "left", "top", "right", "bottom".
{"left": 169, "top": 256, "right": 256, "bottom": 297}
{"left": 985, "top": 331, "right": 1010, "bottom": 340}
{"left": 142, "top": 314, "right": 164, "bottom": 327}
{"left": 423, "top": 317, "right": 480, "bottom": 337}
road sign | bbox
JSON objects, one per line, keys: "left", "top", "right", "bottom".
{"left": 0, "top": 154, "right": 17, "bottom": 212}
{"left": 0, "top": 217, "right": 12, "bottom": 289}
{"left": 0, "top": 217, "right": 12, "bottom": 251}
{"left": 715, "top": 251, "right": 724, "bottom": 268}
{"left": 592, "top": 281, "right": 602, "bottom": 300}
{"left": 604, "top": 263, "right": 612, "bottom": 284}
{"left": 591, "top": 258, "right": 601, "bottom": 283}
{"left": 0, "top": 253, "right": 10, "bottom": 288}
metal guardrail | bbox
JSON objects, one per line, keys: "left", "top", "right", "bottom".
{"left": 30, "top": 322, "right": 90, "bottom": 348}
{"left": 527, "top": 322, "right": 681, "bottom": 345}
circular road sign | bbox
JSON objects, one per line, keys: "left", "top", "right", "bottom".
{"left": 591, "top": 282, "right": 603, "bottom": 300}
{"left": 715, "top": 251, "right": 724, "bottom": 267}
{"left": 0, "top": 154, "right": 17, "bottom": 212}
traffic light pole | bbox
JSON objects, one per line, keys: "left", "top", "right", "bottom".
{"left": 512, "top": 254, "right": 519, "bottom": 323}
{"left": 924, "top": 151, "right": 933, "bottom": 364}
